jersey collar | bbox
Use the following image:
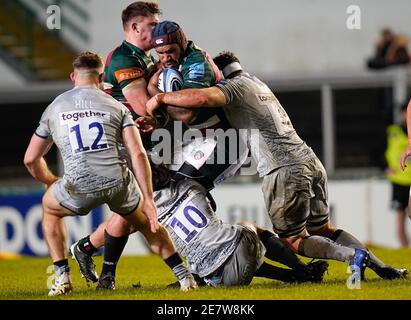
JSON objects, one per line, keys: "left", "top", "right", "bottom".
{"left": 123, "top": 40, "right": 149, "bottom": 58}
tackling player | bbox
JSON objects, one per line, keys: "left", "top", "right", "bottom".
{"left": 71, "top": 162, "right": 329, "bottom": 287}
{"left": 147, "top": 51, "right": 409, "bottom": 282}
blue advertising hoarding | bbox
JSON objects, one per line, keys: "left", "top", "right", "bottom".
{"left": 0, "top": 193, "right": 105, "bottom": 256}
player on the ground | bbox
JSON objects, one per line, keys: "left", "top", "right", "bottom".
{"left": 147, "top": 51, "right": 408, "bottom": 281}
{"left": 23, "top": 51, "right": 197, "bottom": 296}
{"left": 71, "top": 162, "right": 329, "bottom": 287}
{"left": 152, "top": 164, "right": 329, "bottom": 287}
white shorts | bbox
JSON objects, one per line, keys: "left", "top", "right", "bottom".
{"left": 54, "top": 169, "right": 140, "bottom": 216}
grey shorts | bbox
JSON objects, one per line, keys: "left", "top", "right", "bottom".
{"left": 54, "top": 169, "right": 140, "bottom": 216}
{"left": 262, "top": 157, "right": 329, "bottom": 238}
{"left": 207, "top": 225, "right": 265, "bottom": 287}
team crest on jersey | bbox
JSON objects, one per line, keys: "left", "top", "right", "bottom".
{"left": 193, "top": 150, "right": 205, "bottom": 160}
{"left": 115, "top": 67, "right": 144, "bottom": 83}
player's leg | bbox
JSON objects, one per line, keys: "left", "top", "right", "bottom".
{"left": 309, "top": 221, "right": 408, "bottom": 280}
{"left": 303, "top": 159, "right": 369, "bottom": 278}
{"left": 204, "top": 225, "right": 261, "bottom": 286}
{"left": 241, "top": 221, "right": 328, "bottom": 282}
{"left": 240, "top": 221, "right": 308, "bottom": 272}
{"left": 70, "top": 214, "right": 136, "bottom": 284}
{"left": 393, "top": 184, "right": 409, "bottom": 247}
{"left": 263, "top": 164, "right": 365, "bottom": 271}
{"left": 254, "top": 262, "right": 300, "bottom": 282}
{"left": 306, "top": 158, "right": 407, "bottom": 280}
{"left": 42, "top": 181, "right": 77, "bottom": 296}
{"left": 95, "top": 215, "right": 133, "bottom": 290}
{"left": 120, "top": 200, "right": 197, "bottom": 291}
{"left": 74, "top": 222, "right": 105, "bottom": 257}
{"left": 70, "top": 221, "right": 106, "bottom": 284}
{"left": 103, "top": 173, "right": 197, "bottom": 291}
{"left": 397, "top": 208, "right": 409, "bottom": 247}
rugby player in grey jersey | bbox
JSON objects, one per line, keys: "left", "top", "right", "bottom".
{"left": 152, "top": 164, "right": 329, "bottom": 287}
{"left": 70, "top": 161, "right": 329, "bottom": 287}
{"left": 146, "top": 51, "right": 408, "bottom": 282}
{"left": 24, "top": 51, "right": 197, "bottom": 296}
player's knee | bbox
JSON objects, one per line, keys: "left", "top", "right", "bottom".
{"left": 238, "top": 221, "right": 257, "bottom": 232}
{"left": 146, "top": 226, "right": 173, "bottom": 252}
{"left": 282, "top": 234, "right": 304, "bottom": 252}
{"left": 307, "top": 222, "right": 335, "bottom": 238}
{"left": 107, "top": 213, "right": 134, "bottom": 236}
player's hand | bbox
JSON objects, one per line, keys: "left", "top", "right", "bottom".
{"left": 146, "top": 94, "right": 162, "bottom": 116}
{"left": 135, "top": 116, "right": 156, "bottom": 134}
{"left": 147, "top": 67, "right": 163, "bottom": 88}
{"left": 147, "top": 67, "right": 164, "bottom": 97}
{"left": 141, "top": 199, "right": 159, "bottom": 233}
{"left": 400, "top": 147, "right": 411, "bottom": 170}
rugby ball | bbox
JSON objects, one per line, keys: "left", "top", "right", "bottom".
{"left": 158, "top": 68, "right": 183, "bottom": 92}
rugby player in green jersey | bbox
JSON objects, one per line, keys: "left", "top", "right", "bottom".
{"left": 103, "top": 1, "right": 160, "bottom": 118}
{"left": 148, "top": 21, "right": 244, "bottom": 190}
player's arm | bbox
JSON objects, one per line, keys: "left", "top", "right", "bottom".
{"left": 400, "top": 98, "right": 411, "bottom": 170}
{"left": 165, "top": 105, "right": 195, "bottom": 123}
{"left": 122, "top": 125, "right": 158, "bottom": 232}
{"left": 146, "top": 66, "right": 163, "bottom": 97}
{"left": 24, "top": 134, "right": 58, "bottom": 187}
{"left": 122, "top": 78, "right": 151, "bottom": 116}
{"left": 158, "top": 56, "right": 218, "bottom": 122}
{"left": 146, "top": 87, "right": 226, "bottom": 116}
{"left": 111, "top": 55, "right": 151, "bottom": 116}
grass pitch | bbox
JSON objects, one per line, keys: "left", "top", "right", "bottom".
{"left": 1, "top": 248, "right": 410, "bottom": 300}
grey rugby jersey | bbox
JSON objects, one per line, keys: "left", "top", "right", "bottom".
{"left": 216, "top": 73, "right": 316, "bottom": 177}
{"left": 35, "top": 85, "right": 135, "bottom": 193}
{"left": 155, "top": 179, "right": 241, "bottom": 278}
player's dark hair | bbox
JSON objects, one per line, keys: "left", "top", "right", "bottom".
{"left": 122, "top": 1, "right": 161, "bottom": 30}
{"left": 72, "top": 51, "right": 103, "bottom": 71}
{"left": 213, "top": 51, "right": 240, "bottom": 71}
{"left": 149, "top": 158, "right": 172, "bottom": 191}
